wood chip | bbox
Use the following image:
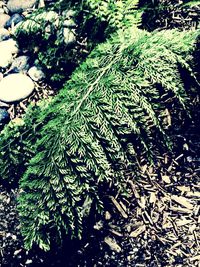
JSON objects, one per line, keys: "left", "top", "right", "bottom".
{"left": 109, "top": 229, "right": 123, "bottom": 237}
{"left": 104, "top": 237, "right": 122, "bottom": 253}
{"left": 162, "top": 175, "right": 171, "bottom": 184}
{"left": 130, "top": 225, "right": 146, "bottom": 238}
{"left": 177, "top": 186, "right": 191, "bottom": 192}
{"left": 190, "top": 255, "right": 200, "bottom": 262}
{"left": 170, "top": 206, "right": 192, "bottom": 214}
{"left": 171, "top": 195, "right": 194, "bottom": 210}
{"left": 110, "top": 196, "right": 128, "bottom": 219}
{"left": 149, "top": 192, "right": 157, "bottom": 205}
{"left": 128, "top": 181, "right": 140, "bottom": 199}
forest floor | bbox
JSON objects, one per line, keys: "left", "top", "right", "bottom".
{"left": 0, "top": 98, "right": 200, "bottom": 267}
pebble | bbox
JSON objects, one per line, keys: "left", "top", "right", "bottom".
{"left": 0, "top": 14, "right": 10, "bottom": 28}
{"left": 28, "top": 65, "right": 45, "bottom": 81}
{"left": 7, "top": 0, "right": 37, "bottom": 13}
{"left": 8, "top": 55, "right": 30, "bottom": 73}
{"left": 5, "top": 13, "right": 23, "bottom": 28}
{"left": 0, "top": 73, "right": 34, "bottom": 102}
{"left": 0, "top": 28, "right": 10, "bottom": 41}
{"left": 0, "top": 39, "right": 18, "bottom": 68}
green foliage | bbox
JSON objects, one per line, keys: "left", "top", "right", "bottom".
{"left": 182, "top": 0, "right": 200, "bottom": 7}
{"left": 0, "top": 27, "right": 198, "bottom": 250}
{"left": 82, "top": 0, "right": 141, "bottom": 34}
{"left": 14, "top": 0, "right": 141, "bottom": 83}
{"left": 0, "top": 118, "right": 28, "bottom": 187}
{"left": 14, "top": 7, "right": 79, "bottom": 83}
{"left": 0, "top": 100, "right": 52, "bottom": 186}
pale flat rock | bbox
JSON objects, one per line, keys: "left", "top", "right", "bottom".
{"left": 0, "top": 14, "right": 10, "bottom": 28}
{"left": 0, "top": 39, "right": 18, "bottom": 54}
{"left": 0, "top": 74, "right": 34, "bottom": 102}
{"left": 7, "top": 0, "right": 37, "bottom": 13}
{"left": 0, "top": 39, "right": 18, "bottom": 68}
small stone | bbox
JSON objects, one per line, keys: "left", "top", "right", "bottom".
{"left": 28, "top": 66, "right": 45, "bottom": 81}
{"left": 63, "top": 28, "right": 76, "bottom": 45}
{"left": 25, "top": 259, "right": 33, "bottom": 265}
{"left": 0, "top": 14, "right": 10, "bottom": 28}
{"left": 0, "top": 73, "right": 34, "bottom": 102}
{"left": 0, "top": 28, "right": 10, "bottom": 41}
{"left": 7, "top": 0, "right": 37, "bottom": 13}
{"left": 5, "top": 14, "right": 23, "bottom": 28}
{"left": 9, "top": 55, "right": 30, "bottom": 73}
{"left": 0, "top": 39, "right": 18, "bottom": 68}
{"left": 0, "top": 108, "right": 9, "bottom": 124}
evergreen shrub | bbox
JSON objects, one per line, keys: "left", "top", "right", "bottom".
{"left": 0, "top": 26, "right": 199, "bottom": 250}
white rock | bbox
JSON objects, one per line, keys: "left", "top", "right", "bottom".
{"left": 0, "top": 1, "right": 5, "bottom": 7}
{"left": 7, "top": 0, "right": 37, "bottom": 13}
{"left": 0, "top": 28, "right": 10, "bottom": 41}
{"left": 63, "top": 28, "right": 76, "bottom": 45}
{"left": 28, "top": 66, "right": 45, "bottom": 81}
{"left": 0, "top": 74, "right": 34, "bottom": 102}
{"left": 0, "top": 39, "right": 18, "bottom": 54}
{"left": 0, "top": 50, "right": 13, "bottom": 68}
{"left": 0, "top": 14, "right": 10, "bottom": 28}
{"left": 0, "top": 39, "right": 18, "bottom": 68}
